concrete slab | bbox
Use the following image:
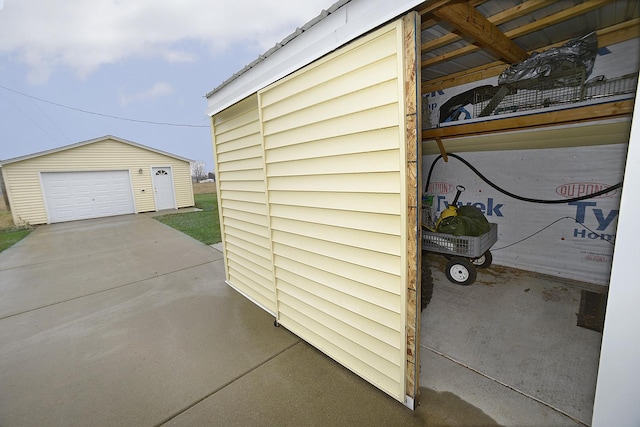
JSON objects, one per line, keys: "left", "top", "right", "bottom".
{"left": 0, "top": 215, "right": 221, "bottom": 318}
{"left": 422, "top": 255, "right": 601, "bottom": 425}
{"left": 421, "top": 348, "right": 583, "bottom": 426}
{"left": 168, "top": 341, "right": 499, "bottom": 427}
{"left": 0, "top": 262, "right": 300, "bottom": 426}
{"left": 0, "top": 212, "right": 604, "bottom": 425}
{"left": 0, "top": 214, "right": 210, "bottom": 269}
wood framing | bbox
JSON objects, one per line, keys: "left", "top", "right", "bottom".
{"left": 402, "top": 11, "right": 421, "bottom": 407}
{"left": 423, "top": 100, "right": 635, "bottom": 141}
{"left": 421, "top": 0, "right": 614, "bottom": 68}
{"left": 421, "top": 18, "right": 640, "bottom": 93}
{"left": 421, "top": 0, "right": 555, "bottom": 54}
{"left": 431, "top": 1, "right": 528, "bottom": 64}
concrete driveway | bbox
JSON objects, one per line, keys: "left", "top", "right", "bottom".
{"left": 0, "top": 213, "right": 586, "bottom": 426}
{"left": 0, "top": 214, "right": 447, "bottom": 426}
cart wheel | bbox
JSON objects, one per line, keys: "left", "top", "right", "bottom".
{"left": 471, "top": 250, "right": 492, "bottom": 269}
{"left": 445, "top": 257, "right": 476, "bottom": 286}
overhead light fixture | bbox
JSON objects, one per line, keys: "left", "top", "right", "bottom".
{"left": 139, "top": 168, "right": 143, "bottom": 174}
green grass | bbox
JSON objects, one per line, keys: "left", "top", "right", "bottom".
{"left": 0, "top": 228, "right": 32, "bottom": 253}
{"left": 154, "top": 193, "right": 221, "bottom": 245}
{"left": 0, "top": 193, "right": 220, "bottom": 253}
{"left": 0, "top": 210, "right": 33, "bottom": 253}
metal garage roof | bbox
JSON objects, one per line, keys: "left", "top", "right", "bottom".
{"left": 0, "top": 135, "right": 192, "bottom": 165}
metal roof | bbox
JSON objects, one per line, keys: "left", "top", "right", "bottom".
{"left": 420, "top": 0, "right": 640, "bottom": 85}
{"left": 206, "top": 0, "right": 640, "bottom": 115}
{"left": 204, "top": 0, "right": 426, "bottom": 116}
{"left": 204, "top": 0, "right": 351, "bottom": 100}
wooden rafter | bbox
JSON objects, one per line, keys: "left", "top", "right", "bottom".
{"left": 421, "top": 0, "right": 615, "bottom": 69}
{"left": 421, "top": 18, "right": 640, "bottom": 93}
{"left": 420, "top": 0, "right": 485, "bottom": 30}
{"left": 418, "top": 0, "right": 486, "bottom": 16}
{"left": 430, "top": 1, "right": 528, "bottom": 64}
{"left": 421, "top": 0, "right": 556, "bottom": 54}
{"left": 416, "top": 0, "right": 458, "bottom": 16}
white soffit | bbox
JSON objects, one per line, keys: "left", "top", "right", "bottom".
{"left": 205, "top": 0, "right": 424, "bottom": 117}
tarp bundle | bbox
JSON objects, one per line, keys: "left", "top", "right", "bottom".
{"left": 498, "top": 32, "right": 598, "bottom": 87}
{"left": 436, "top": 206, "right": 491, "bottom": 236}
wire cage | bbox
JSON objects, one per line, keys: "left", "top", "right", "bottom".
{"left": 473, "top": 69, "right": 638, "bottom": 118}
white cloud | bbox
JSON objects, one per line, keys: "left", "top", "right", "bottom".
{"left": 118, "top": 82, "right": 175, "bottom": 106}
{"left": 0, "top": 0, "right": 331, "bottom": 84}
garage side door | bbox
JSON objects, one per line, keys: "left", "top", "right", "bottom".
{"left": 42, "top": 171, "right": 135, "bottom": 223}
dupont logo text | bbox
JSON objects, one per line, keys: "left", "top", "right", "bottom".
{"left": 556, "top": 182, "right": 617, "bottom": 199}
{"left": 427, "top": 182, "right": 454, "bottom": 194}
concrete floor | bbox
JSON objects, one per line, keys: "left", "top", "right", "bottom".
{"left": 0, "top": 214, "right": 602, "bottom": 426}
{"left": 422, "top": 255, "right": 603, "bottom": 426}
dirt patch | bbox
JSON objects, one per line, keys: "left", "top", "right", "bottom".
{"left": 192, "top": 182, "right": 216, "bottom": 194}
{"left": 0, "top": 211, "right": 14, "bottom": 230}
{"left": 0, "top": 195, "right": 13, "bottom": 230}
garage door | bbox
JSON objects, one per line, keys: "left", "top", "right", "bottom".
{"left": 42, "top": 171, "right": 135, "bottom": 223}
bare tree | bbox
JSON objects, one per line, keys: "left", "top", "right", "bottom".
{"left": 190, "top": 160, "right": 206, "bottom": 183}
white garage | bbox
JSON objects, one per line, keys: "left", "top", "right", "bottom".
{"left": 1, "top": 135, "right": 194, "bottom": 226}
{"left": 41, "top": 171, "right": 136, "bottom": 223}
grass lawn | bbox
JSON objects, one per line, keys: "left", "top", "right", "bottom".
{"left": 0, "top": 209, "right": 32, "bottom": 253}
{"left": 0, "top": 228, "right": 31, "bottom": 253}
{"left": 154, "top": 193, "right": 221, "bottom": 245}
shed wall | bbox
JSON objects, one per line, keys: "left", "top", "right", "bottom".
{"left": 3, "top": 139, "right": 193, "bottom": 225}
{"left": 211, "top": 17, "right": 418, "bottom": 404}
{"left": 211, "top": 94, "right": 276, "bottom": 313}
{"left": 260, "top": 20, "right": 408, "bottom": 400}
{"left": 422, "top": 120, "right": 631, "bottom": 285}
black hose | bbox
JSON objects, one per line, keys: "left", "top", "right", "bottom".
{"left": 425, "top": 153, "right": 623, "bottom": 204}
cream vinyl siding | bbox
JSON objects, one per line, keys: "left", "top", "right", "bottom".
{"left": 260, "top": 20, "right": 408, "bottom": 401}
{"left": 211, "top": 94, "right": 276, "bottom": 314}
{"left": 211, "top": 18, "right": 417, "bottom": 405}
{"left": 3, "top": 138, "right": 193, "bottom": 225}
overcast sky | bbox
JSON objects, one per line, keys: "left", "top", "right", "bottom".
{"left": 0, "top": 0, "right": 331, "bottom": 172}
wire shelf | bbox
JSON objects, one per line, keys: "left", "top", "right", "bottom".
{"left": 473, "top": 70, "right": 638, "bottom": 118}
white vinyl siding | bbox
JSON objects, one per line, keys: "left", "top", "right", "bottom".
{"left": 2, "top": 138, "right": 193, "bottom": 226}
{"left": 212, "top": 94, "right": 276, "bottom": 314}
{"left": 259, "top": 20, "right": 408, "bottom": 401}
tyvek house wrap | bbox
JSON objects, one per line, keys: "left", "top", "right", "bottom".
{"left": 423, "top": 143, "right": 627, "bottom": 286}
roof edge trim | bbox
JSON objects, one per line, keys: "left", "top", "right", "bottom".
{"left": 205, "top": 0, "right": 424, "bottom": 117}
{"left": 0, "top": 135, "right": 193, "bottom": 166}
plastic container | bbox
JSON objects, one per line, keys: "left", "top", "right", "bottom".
{"left": 422, "top": 223, "right": 498, "bottom": 258}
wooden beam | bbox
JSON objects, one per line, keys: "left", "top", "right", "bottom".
{"left": 402, "top": 11, "right": 421, "bottom": 408}
{"left": 435, "top": 137, "right": 448, "bottom": 161}
{"left": 431, "top": 1, "right": 528, "bottom": 64}
{"left": 422, "top": 100, "right": 635, "bottom": 140}
{"left": 421, "top": 0, "right": 555, "bottom": 54}
{"left": 421, "top": 18, "right": 640, "bottom": 93}
{"left": 420, "top": 0, "right": 484, "bottom": 31}
{"left": 422, "top": 0, "right": 614, "bottom": 69}
{"left": 421, "top": 17, "right": 437, "bottom": 30}
{"left": 416, "top": 0, "right": 458, "bottom": 16}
